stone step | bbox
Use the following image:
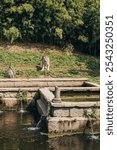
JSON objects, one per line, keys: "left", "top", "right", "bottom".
{"left": 62, "top": 95, "right": 100, "bottom": 99}
{"left": 60, "top": 87, "right": 100, "bottom": 92}
{"left": 1, "top": 97, "right": 31, "bottom": 101}
{"left": 0, "top": 87, "right": 39, "bottom": 92}
{"left": 0, "top": 78, "right": 88, "bottom": 88}
{"left": 51, "top": 101, "right": 100, "bottom": 108}
{"left": 0, "top": 78, "right": 88, "bottom": 82}
{"left": 0, "top": 86, "right": 100, "bottom": 92}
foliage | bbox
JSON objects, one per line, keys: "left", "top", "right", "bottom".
{"left": 0, "top": 0, "right": 100, "bottom": 56}
{"left": 62, "top": 43, "right": 74, "bottom": 54}
{"left": 3, "top": 27, "right": 21, "bottom": 43}
{"left": 83, "top": 0, "right": 100, "bottom": 55}
{"left": 87, "top": 107, "right": 100, "bottom": 119}
{"left": 16, "top": 90, "right": 28, "bottom": 102}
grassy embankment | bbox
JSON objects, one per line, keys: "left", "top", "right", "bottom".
{"left": 0, "top": 43, "right": 99, "bottom": 83}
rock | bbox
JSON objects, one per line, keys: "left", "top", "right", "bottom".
{"left": 4, "top": 98, "right": 17, "bottom": 108}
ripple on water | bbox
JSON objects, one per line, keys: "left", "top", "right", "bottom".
{"left": 0, "top": 110, "right": 3, "bottom": 113}
{"left": 27, "top": 127, "right": 39, "bottom": 131}
{"left": 18, "top": 110, "right": 28, "bottom": 113}
{"left": 87, "top": 135, "right": 100, "bottom": 140}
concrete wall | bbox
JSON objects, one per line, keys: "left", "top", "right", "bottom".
{"left": 37, "top": 87, "right": 100, "bottom": 134}
{"left": 51, "top": 102, "right": 99, "bottom": 117}
{"left": 48, "top": 102, "right": 99, "bottom": 133}
{"left": 0, "top": 78, "right": 88, "bottom": 88}
{"left": 0, "top": 88, "right": 36, "bottom": 108}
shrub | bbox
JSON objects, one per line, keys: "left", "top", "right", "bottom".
{"left": 3, "top": 26, "right": 21, "bottom": 43}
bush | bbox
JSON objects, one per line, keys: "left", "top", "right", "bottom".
{"left": 3, "top": 26, "right": 21, "bottom": 43}
{"left": 62, "top": 43, "right": 74, "bottom": 54}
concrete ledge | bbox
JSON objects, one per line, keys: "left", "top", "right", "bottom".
{"left": 51, "top": 102, "right": 100, "bottom": 108}
{"left": 2, "top": 97, "right": 17, "bottom": 101}
{"left": 0, "top": 78, "right": 88, "bottom": 82}
{"left": 39, "top": 88, "right": 55, "bottom": 102}
{"left": 0, "top": 78, "right": 88, "bottom": 88}
{"left": 84, "top": 81, "right": 100, "bottom": 87}
{"left": 0, "top": 87, "right": 39, "bottom": 92}
{"left": 0, "top": 86, "right": 100, "bottom": 92}
{"left": 60, "top": 87, "right": 100, "bottom": 92}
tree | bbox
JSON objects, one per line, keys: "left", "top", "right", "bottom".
{"left": 83, "top": 0, "right": 100, "bottom": 55}
{"left": 0, "top": 0, "right": 100, "bottom": 56}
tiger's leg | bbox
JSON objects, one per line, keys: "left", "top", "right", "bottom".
{"left": 41, "top": 64, "right": 45, "bottom": 71}
{"left": 47, "top": 64, "right": 50, "bottom": 71}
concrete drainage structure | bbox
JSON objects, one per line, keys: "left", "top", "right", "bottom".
{"left": 37, "top": 87, "right": 99, "bottom": 134}
{"left": 0, "top": 78, "right": 100, "bottom": 134}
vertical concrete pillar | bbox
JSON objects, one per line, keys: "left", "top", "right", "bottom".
{"left": 52, "top": 86, "right": 61, "bottom": 103}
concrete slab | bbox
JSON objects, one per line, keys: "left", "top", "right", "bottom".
{"left": 36, "top": 99, "right": 48, "bottom": 116}
{"left": 0, "top": 78, "right": 88, "bottom": 82}
{"left": 0, "top": 78, "right": 88, "bottom": 88}
{"left": 60, "top": 87, "right": 100, "bottom": 91}
{"left": 39, "top": 88, "right": 55, "bottom": 102}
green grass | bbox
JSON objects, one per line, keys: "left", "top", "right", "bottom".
{"left": 62, "top": 97, "right": 100, "bottom": 102}
{"left": 0, "top": 51, "right": 41, "bottom": 66}
{"left": 0, "top": 45, "right": 100, "bottom": 83}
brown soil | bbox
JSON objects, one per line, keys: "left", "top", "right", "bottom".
{"left": 0, "top": 42, "right": 61, "bottom": 52}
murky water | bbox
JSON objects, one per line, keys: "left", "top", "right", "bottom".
{"left": 0, "top": 111, "right": 100, "bottom": 150}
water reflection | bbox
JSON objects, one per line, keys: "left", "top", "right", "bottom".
{"left": 48, "top": 135, "right": 99, "bottom": 150}
{"left": 0, "top": 111, "right": 99, "bottom": 150}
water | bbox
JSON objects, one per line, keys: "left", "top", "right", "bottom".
{"left": 0, "top": 111, "right": 100, "bottom": 150}
{"left": 87, "top": 115, "right": 94, "bottom": 136}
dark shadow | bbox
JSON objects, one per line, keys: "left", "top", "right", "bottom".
{"left": 86, "top": 59, "right": 100, "bottom": 71}
{"left": 36, "top": 65, "right": 42, "bottom": 71}
{"left": 68, "top": 69, "right": 79, "bottom": 75}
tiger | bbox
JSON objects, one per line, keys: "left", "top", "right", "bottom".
{"left": 41, "top": 56, "right": 50, "bottom": 71}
